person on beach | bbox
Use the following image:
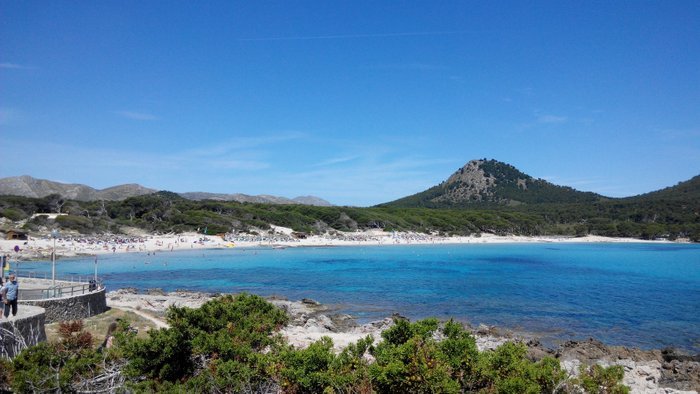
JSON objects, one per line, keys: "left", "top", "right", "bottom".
{"left": 1, "top": 274, "right": 19, "bottom": 319}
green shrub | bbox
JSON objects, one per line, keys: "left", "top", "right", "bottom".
{"left": 0, "top": 358, "right": 10, "bottom": 391}
{"left": 278, "top": 337, "right": 337, "bottom": 393}
{"left": 0, "top": 208, "right": 27, "bottom": 221}
{"left": 577, "top": 364, "right": 630, "bottom": 394}
{"left": 370, "top": 318, "right": 461, "bottom": 393}
{"left": 55, "top": 214, "right": 94, "bottom": 233}
{"left": 9, "top": 321, "right": 105, "bottom": 393}
{"left": 439, "top": 319, "right": 480, "bottom": 389}
{"left": 123, "top": 293, "right": 288, "bottom": 389}
{"left": 122, "top": 325, "right": 195, "bottom": 382}
{"left": 3, "top": 297, "right": 630, "bottom": 394}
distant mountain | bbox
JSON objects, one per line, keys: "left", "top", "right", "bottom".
{"left": 291, "top": 195, "right": 333, "bottom": 207}
{"left": 178, "top": 192, "right": 333, "bottom": 206}
{"left": 0, "top": 175, "right": 156, "bottom": 201}
{"left": 0, "top": 176, "right": 333, "bottom": 206}
{"left": 381, "top": 159, "right": 604, "bottom": 208}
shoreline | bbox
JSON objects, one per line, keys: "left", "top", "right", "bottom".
{"left": 0, "top": 228, "right": 690, "bottom": 262}
{"left": 105, "top": 288, "right": 700, "bottom": 393}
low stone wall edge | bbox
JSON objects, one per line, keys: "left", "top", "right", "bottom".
{"left": 20, "top": 287, "right": 107, "bottom": 323}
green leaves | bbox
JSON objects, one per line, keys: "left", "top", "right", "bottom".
{"left": 123, "top": 293, "right": 288, "bottom": 386}
{"left": 577, "top": 364, "right": 630, "bottom": 394}
{"left": 3, "top": 297, "right": 631, "bottom": 394}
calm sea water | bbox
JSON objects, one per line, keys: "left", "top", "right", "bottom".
{"left": 16, "top": 243, "right": 700, "bottom": 352}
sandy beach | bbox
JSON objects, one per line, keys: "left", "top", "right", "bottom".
{"left": 0, "top": 226, "right": 681, "bottom": 262}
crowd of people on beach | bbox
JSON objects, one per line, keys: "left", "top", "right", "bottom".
{"left": 223, "top": 230, "right": 450, "bottom": 245}
{"left": 224, "top": 233, "right": 298, "bottom": 244}
{"left": 0, "top": 234, "right": 222, "bottom": 261}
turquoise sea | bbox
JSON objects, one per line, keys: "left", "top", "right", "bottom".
{"left": 17, "top": 243, "right": 700, "bottom": 352}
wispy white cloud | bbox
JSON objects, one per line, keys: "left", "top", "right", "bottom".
{"left": 284, "top": 155, "right": 457, "bottom": 205}
{"left": 209, "top": 160, "right": 270, "bottom": 170}
{"left": 114, "top": 110, "right": 159, "bottom": 121}
{"left": 0, "top": 62, "right": 36, "bottom": 70}
{"left": 238, "top": 30, "right": 464, "bottom": 42}
{"left": 0, "top": 133, "right": 455, "bottom": 206}
{"left": 364, "top": 63, "right": 448, "bottom": 71}
{"left": 0, "top": 140, "right": 280, "bottom": 204}
{"left": 537, "top": 114, "right": 568, "bottom": 124}
{"left": 184, "top": 132, "right": 307, "bottom": 158}
{"left": 313, "top": 155, "right": 360, "bottom": 167}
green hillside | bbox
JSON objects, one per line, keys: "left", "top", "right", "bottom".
{"left": 626, "top": 175, "right": 700, "bottom": 202}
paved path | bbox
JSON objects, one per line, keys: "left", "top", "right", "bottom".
{"left": 0, "top": 304, "right": 44, "bottom": 322}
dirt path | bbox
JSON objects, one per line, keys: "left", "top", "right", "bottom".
{"left": 112, "top": 306, "right": 169, "bottom": 329}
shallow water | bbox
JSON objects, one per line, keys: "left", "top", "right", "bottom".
{"left": 16, "top": 243, "right": 700, "bottom": 352}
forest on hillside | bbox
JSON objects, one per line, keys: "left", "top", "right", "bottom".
{"left": 0, "top": 191, "right": 698, "bottom": 242}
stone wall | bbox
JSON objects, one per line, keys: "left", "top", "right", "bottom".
{"left": 0, "top": 306, "right": 47, "bottom": 359}
{"left": 21, "top": 288, "right": 107, "bottom": 323}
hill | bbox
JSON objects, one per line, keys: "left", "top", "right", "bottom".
{"left": 178, "top": 192, "right": 332, "bottom": 206}
{"left": 381, "top": 159, "right": 603, "bottom": 208}
{"left": 625, "top": 175, "right": 700, "bottom": 202}
{"left": 0, "top": 176, "right": 332, "bottom": 206}
{"left": 0, "top": 175, "right": 156, "bottom": 201}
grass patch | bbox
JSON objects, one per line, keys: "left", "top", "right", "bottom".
{"left": 45, "top": 307, "right": 159, "bottom": 345}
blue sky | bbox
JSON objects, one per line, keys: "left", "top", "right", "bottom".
{"left": 1, "top": 1, "right": 699, "bottom": 206}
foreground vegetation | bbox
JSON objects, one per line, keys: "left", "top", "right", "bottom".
{"left": 1, "top": 189, "right": 698, "bottom": 242}
{"left": 1, "top": 294, "right": 629, "bottom": 393}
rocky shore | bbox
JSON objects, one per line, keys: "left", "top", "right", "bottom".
{"left": 105, "top": 289, "right": 699, "bottom": 394}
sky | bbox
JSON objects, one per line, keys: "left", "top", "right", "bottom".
{"left": 1, "top": 1, "right": 699, "bottom": 206}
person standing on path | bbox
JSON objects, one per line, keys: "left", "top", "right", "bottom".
{"left": 1, "top": 274, "right": 19, "bottom": 319}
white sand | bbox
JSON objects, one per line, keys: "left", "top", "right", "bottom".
{"left": 0, "top": 228, "right": 679, "bottom": 262}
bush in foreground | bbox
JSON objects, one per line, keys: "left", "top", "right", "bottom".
{"left": 3, "top": 294, "right": 629, "bottom": 393}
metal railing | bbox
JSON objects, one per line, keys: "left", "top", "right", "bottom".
{"left": 18, "top": 271, "right": 98, "bottom": 284}
{"left": 19, "top": 283, "right": 105, "bottom": 301}
{"left": 15, "top": 275, "right": 105, "bottom": 301}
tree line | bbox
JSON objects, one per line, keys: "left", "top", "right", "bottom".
{"left": 0, "top": 191, "right": 698, "bottom": 241}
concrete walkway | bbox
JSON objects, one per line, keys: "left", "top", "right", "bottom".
{"left": 0, "top": 303, "right": 43, "bottom": 322}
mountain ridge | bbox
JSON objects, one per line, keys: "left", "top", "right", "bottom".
{"left": 0, "top": 176, "right": 333, "bottom": 206}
